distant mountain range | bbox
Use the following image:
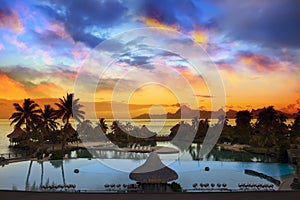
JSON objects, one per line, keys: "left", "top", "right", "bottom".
{"left": 134, "top": 105, "right": 294, "bottom": 119}
{"left": 0, "top": 98, "right": 294, "bottom": 119}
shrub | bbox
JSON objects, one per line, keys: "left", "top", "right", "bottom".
{"left": 50, "top": 150, "right": 64, "bottom": 160}
{"left": 170, "top": 182, "right": 182, "bottom": 192}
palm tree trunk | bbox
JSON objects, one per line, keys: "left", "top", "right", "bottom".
{"left": 62, "top": 119, "right": 69, "bottom": 152}
{"left": 25, "top": 160, "right": 33, "bottom": 191}
{"left": 40, "top": 162, "right": 44, "bottom": 188}
{"left": 61, "top": 162, "right": 66, "bottom": 187}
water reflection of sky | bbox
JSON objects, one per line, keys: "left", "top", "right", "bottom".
{"left": 0, "top": 159, "right": 294, "bottom": 191}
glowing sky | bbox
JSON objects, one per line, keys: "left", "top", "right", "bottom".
{"left": 1, "top": 0, "right": 300, "bottom": 116}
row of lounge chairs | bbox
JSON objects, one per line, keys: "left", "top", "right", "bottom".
{"left": 192, "top": 183, "right": 227, "bottom": 190}
{"left": 104, "top": 183, "right": 139, "bottom": 192}
{"left": 131, "top": 144, "right": 152, "bottom": 152}
{"left": 238, "top": 183, "right": 275, "bottom": 191}
{"left": 40, "top": 184, "right": 76, "bottom": 191}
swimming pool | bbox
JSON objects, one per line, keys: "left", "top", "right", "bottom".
{"left": 0, "top": 158, "right": 294, "bottom": 192}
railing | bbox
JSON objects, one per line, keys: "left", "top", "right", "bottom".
{"left": 0, "top": 152, "right": 30, "bottom": 161}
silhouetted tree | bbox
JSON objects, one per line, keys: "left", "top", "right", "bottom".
{"left": 291, "top": 109, "right": 300, "bottom": 145}
{"left": 234, "top": 110, "right": 253, "bottom": 144}
{"left": 236, "top": 110, "right": 252, "bottom": 128}
{"left": 38, "top": 105, "right": 58, "bottom": 143}
{"left": 93, "top": 118, "right": 109, "bottom": 142}
{"left": 55, "top": 93, "right": 84, "bottom": 150}
{"left": 255, "top": 106, "right": 279, "bottom": 151}
{"left": 194, "top": 119, "right": 209, "bottom": 142}
{"left": 10, "top": 98, "right": 41, "bottom": 132}
{"left": 77, "top": 120, "right": 94, "bottom": 141}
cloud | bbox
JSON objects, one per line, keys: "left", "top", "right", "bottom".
{"left": 215, "top": 60, "right": 236, "bottom": 72}
{"left": 37, "top": 0, "right": 129, "bottom": 47}
{"left": 0, "top": 43, "right": 3, "bottom": 51}
{"left": 212, "top": 0, "right": 300, "bottom": 48}
{"left": 0, "top": 73, "right": 28, "bottom": 99}
{"left": 118, "top": 54, "right": 154, "bottom": 69}
{"left": 30, "top": 82, "right": 64, "bottom": 98}
{"left": 281, "top": 98, "right": 300, "bottom": 114}
{"left": 36, "top": 50, "right": 53, "bottom": 65}
{"left": 237, "top": 51, "right": 283, "bottom": 73}
{"left": 0, "top": 3, "right": 23, "bottom": 33}
{"left": 136, "top": 0, "right": 201, "bottom": 31}
{"left": 3, "top": 34, "right": 27, "bottom": 49}
{"left": 0, "top": 66, "right": 41, "bottom": 84}
{"left": 0, "top": 65, "right": 77, "bottom": 88}
{"left": 142, "top": 17, "right": 180, "bottom": 31}
{"left": 189, "top": 29, "right": 209, "bottom": 46}
{"left": 195, "top": 94, "right": 214, "bottom": 98}
{"left": 71, "top": 43, "right": 90, "bottom": 60}
{"left": 0, "top": 67, "right": 70, "bottom": 100}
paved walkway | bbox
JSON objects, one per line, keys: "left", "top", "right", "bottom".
{"left": 1, "top": 190, "right": 300, "bottom": 200}
{"left": 279, "top": 176, "right": 295, "bottom": 191}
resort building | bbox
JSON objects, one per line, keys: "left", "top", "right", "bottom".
{"left": 129, "top": 152, "right": 178, "bottom": 192}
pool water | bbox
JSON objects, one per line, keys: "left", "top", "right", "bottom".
{"left": 0, "top": 158, "right": 294, "bottom": 192}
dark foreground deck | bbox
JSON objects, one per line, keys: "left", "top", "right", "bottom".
{"left": 1, "top": 190, "right": 300, "bottom": 200}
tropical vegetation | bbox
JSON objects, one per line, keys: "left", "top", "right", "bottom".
{"left": 7, "top": 96, "right": 300, "bottom": 165}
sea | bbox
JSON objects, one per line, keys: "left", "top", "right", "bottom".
{"left": 0, "top": 118, "right": 295, "bottom": 155}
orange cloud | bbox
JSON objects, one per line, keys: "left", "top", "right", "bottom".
{"left": 143, "top": 17, "right": 210, "bottom": 49}
{"left": 189, "top": 29, "right": 208, "bottom": 45}
{"left": 281, "top": 98, "right": 300, "bottom": 114}
{"left": 30, "top": 82, "right": 65, "bottom": 98}
{"left": 0, "top": 73, "right": 28, "bottom": 99}
{"left": 143, "top": 17, "right": 179, "bottom": 31}
{"left": 0, "top": 9, "right": 23, "bottom": 33}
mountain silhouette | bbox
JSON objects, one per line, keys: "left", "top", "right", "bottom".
{"left": 133, "top": 105, "right": 293, "bottom": 119}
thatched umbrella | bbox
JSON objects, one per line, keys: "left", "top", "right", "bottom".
{"left": 129, "top": 152, "right": 178, "bottom": 184}
{"left": 140, "top": 125, "right": 156, "bottom": 138}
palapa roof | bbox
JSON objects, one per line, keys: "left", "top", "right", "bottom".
{"left": 7, "top": 126, "right": 24, "bottom": 139}
{"left": 140, "top": 125, "right": 155, "bottom": 137}
{"left": 129, "top": 152, "right": 178, "bottom": 183}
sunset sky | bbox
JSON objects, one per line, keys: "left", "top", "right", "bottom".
{"left": 1, "top": 0, "right": 300, "bottom": 118}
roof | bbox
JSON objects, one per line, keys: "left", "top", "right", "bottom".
{"left": 129, "top": 152, "right": 178, "bottom": 183}
{"left": 7, "top": 126, "right": 25, "bottom": 139}
{"left": 140, "top": 125, "right": 155, "bottom": 137}
{"left": 287, "top": 149, "right": 300, "bottom": 158}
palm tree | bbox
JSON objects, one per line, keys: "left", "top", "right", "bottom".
{"left": 255, "top": 106, "right": 279, "bottom": 151}
{"left": 55, "top": 93, "right": 85, "bottom": 150}
{"left": 10, "top": 98, "right": 41, "bottom": 132}
{"left": 94, "top": 118, "right": 108, "bottom": 142}
{"left": 55, "top": 93, "right": 85, "bottom": 125}
{"left": 50, "top": 160, "right": 66, "bottom": 186}
{"left": 38, "top": 161, "right": 44, "bottom": 189}
{"left": 234, "top": 110, "right": 253, "bottom": 144}
{"left": 39, "top": 105, "right": 58, "bottom": 144}
{"left": 99, "top": 118, "right": 108, "bottom": 134}
{"left": 25, "top": 160, "right": 33, "bottom": 191}
{"left": 291, "top": 109, "right": 300, "bottom": 143}
{"left": 40, "top": 105, "right": 58, "bottom": 131}
{"left": 77, "top": 120, "right": 94, "bottom": 141}
{"left": 235, "top": 110, "right": 252, "bottom": 128}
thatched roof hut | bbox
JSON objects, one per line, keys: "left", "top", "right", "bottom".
{"left": 129, "top": 152, "right": 178, "bottom": 184}
{"left": 7, "top": 126, "right": 25, "bottom": 144}
{"left": 7, "top": 126, "right": 24, "bottom": 139}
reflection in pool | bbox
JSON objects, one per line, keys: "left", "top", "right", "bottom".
{"left": 0, "top": 157, "right": 294, "bottom": 192}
